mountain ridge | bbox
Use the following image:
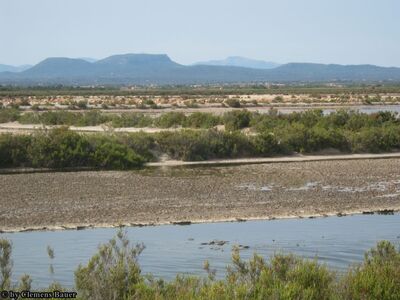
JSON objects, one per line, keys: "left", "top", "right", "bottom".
{"left": 1, "top": 53, "right": 400, "bottom": 85}
{"left": 0, "top": 64, "right": 32, "bottom": 73}
{"left": 194, "top": 56, "right": 280, "bottom": 69}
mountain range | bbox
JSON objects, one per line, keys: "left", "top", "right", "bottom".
{"left": 1, "top": 53, "right": 400, "bottom": 85}
{"left": 194, "top": 56, "right": 280, "bottom": 69}
{"left": 0, "top": 64, "right": 32, "bottom": 73}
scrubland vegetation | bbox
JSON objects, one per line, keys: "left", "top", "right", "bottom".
{"left": 0, "top": 109, "right": 400, "bottom": 169}
{"left": 0, "top": 128, "right": 146, "bottom": 169}
{"left": 1, "top": 84, "right": 400, "bottom": 112}
{"left": 1, "top": 233, "right": 399, "bottom": 299}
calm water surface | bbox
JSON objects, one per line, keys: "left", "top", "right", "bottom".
{"left": 2, "top": 214, "right": 400, "bottom": 288}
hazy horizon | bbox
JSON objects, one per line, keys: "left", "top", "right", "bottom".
{"left": 1, "top": 0, "right": 399, "bottom": 67}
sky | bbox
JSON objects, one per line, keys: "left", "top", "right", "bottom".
{"left": 1, "top": 0, "right": 399, "bottom": 67}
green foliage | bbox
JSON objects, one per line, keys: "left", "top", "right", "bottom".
{"left": 0, "top": 239, "right": 12, "bottom": 290}
{"left": 1, "top": 109, "right": 400, "bottom": 169}
{"left": 110, "top": 113, "right": 153, "bottom": 128}
{"left": 0, "top": 134, "right": 30, "bottom": 167}
{"left": 0, "top": 128, "right": 145, "bottom": 169}
{"left": 75, "top": 230, "right": 145, "bottom": 300}
{"left": 0, "top": 108, "right": 20, "bottom": 123}
{"left": 19, "top": 111, "right": 112, "bottom": 126}
{"left": 225, "top": 98, "right": 241, "bottom": 108}
{"left": 28, "top": 128, "right": 94, "bottom": 168}
{"left": 116, "top": 133, "right": 157, "bottom": 162}
{"left": 341, "top": 241, "right": 400, "bottom": 300}
{"left": 252, "top": 132, "right": 288, "bottom": 156}
{"left": 223, "top": 110, "right": 252, "bottom": 131}
{"left": 1, "top": 239, "right": 33, "bottom": 293}
{"left": 349, "top": 126, "right": 400, "bottom": 153}
{"left": 157, "top": 130, "right": 255, "bottom": 161}
{"left": 76, "top": 100, "right": 88, "bottom": 109}
{"left": 154, "top": 112, "right": 186, "bottom": 128}
{"left": 184, "top": 112, "right": 221, "bottom": 129}
{"left": 92, "top": 140, "right": 144, "bottom": 169}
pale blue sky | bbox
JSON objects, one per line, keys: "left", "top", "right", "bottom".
{"left": 1, "top": 0, "right": 399, "bottom": 66}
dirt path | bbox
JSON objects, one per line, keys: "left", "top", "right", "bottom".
{"left": 0, "top": 122, "right": 181, "bottom": 134}
{"left": 1, "top": 158, "right": 399, "bottom": 232}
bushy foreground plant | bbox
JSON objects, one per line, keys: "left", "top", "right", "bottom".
{"left": 75, "top": 231, "right": 145, "bottom": 300}
{"left": 1, "top": 235, "right": 399, "bottom": 300}
{"left": 341, "top": 241, "right": 400, "bottom": 300}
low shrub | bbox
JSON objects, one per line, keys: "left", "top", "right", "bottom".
{"left": 0, "top": 128, "right": 146, "bottom": 170}
{"left": 225, "top": 98, "right": 241, "bottom": 108}
{"left": 184, "top": 112, "right": 221, "bottom": 129}
{"left": 154, "top": 112, "right": 186, "bottom": 128}
{"left": 0, "top": 108, "right": 20, "bottom": 123}
{"left": 110, "top": 113, "right": 153, "bottom": 128}
{"left": 223, "top": 110, "right": 252, "bottom": 131}
{"left": 156, "top": 130, "right": 255, "bottom": 161}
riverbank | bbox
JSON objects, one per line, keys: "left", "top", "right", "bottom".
{"left": 1, "top": 158, "right": 399, "bottom": 233}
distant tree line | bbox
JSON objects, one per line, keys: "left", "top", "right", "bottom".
{"left": 1, "top": 83, "right": 400, "bottom": 96}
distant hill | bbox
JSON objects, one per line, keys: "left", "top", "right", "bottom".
{"left": 195, "top": 56, "right": 280, "bottom": 69}
{"left": 78, "top": 57, "right": 98, "bottom": 63}
{"left": 0, "top": 64, "right": 32, "bottom": 73}
{"left": 24, "top": 58, "right": 93, "bottom": 77}
{"left": 263, "top": 63, "right": 400, "bottom": 82}
{"left": 1, "top": 53, "right": 400, "bottom": 85}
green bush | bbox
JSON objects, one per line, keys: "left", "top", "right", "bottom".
{"left": 75, "top": 231, "right": 145, "bottom": 300}
{"left": 110, "top": 113, "right": 153, "bottom": 128}
{"left": 225, "top": 98, "right": 241, "bottom": 108}
{"left": 157, "top": 130, "right": 255, "bottom": 161}
{"left": 252, "top": 132, "right": 289, "bottom": 156}
{"left": 76, "top": 100, "right": 88, "bottom": 109}
{"left": 76, "top": 111, "right": 111, "bottom": 126}
{"left": 116, "top": 133, "right": 157, "bottom": 162}
{"left": 154, "top": 112, "right": 187, "bottom": 128}
{"left": 19, "top": 111, "right": 112, "bottom": 126}
{"left": 184, "top": 112, "right": 221, "bottom": 128}
{"left": 0, "top": 128, "right": 146, "bottom": 170}
{"left": 28, "top": 128, "right": 93, "bottom": 168}
{"left": 92, "top": 141, "right": 145, "bottom": 169}
{"left": 0, "top": 108, "right": 20, "bottom": 123}
{"left": 341, "top": 241, "right": 400, "bottom": 299}
{"left": 0, "top": 134, "right": 30, "bottom": 167}
{"left": 223, "top": 110, "right": 252, "bottom": 131}
{"left": 348, "top": 126, "right": 400, "bottom": 153}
